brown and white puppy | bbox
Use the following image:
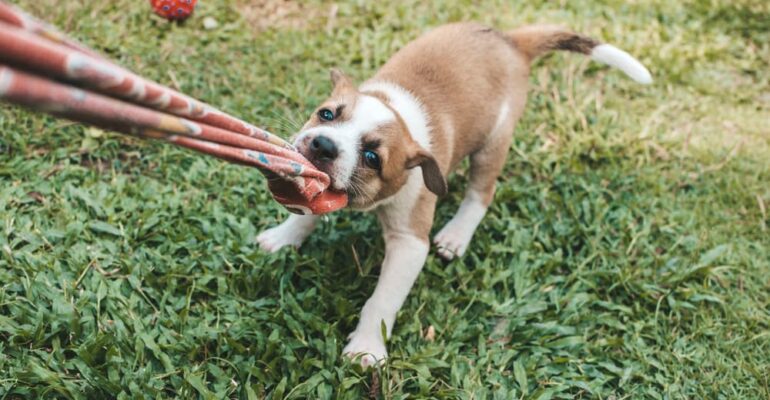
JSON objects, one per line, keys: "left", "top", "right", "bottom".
{"left": 257, "top": 23, "right": 652, "bottom": 366}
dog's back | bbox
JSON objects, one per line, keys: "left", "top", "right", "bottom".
{"left": 371, "top": 23, "right": 531, "bottom": 170}
{"left": 368, "top": 22, "right": 652, "bottom": 173}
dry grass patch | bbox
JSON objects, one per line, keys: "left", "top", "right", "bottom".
{"left": 236, "top": 0, "right": 336, "bottom": 32}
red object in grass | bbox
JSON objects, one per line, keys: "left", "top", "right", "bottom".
{"left": 149, "top": 0, "right": 197, "bottom": 21}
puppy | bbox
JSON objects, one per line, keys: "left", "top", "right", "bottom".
{"left": 257, "top": 23, "right": 651, "bottom": 366}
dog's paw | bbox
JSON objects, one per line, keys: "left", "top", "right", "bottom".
{"left": 342, "top": 332, "right": 387, "bottom": 368}
{"left": 256, "top": 225, "right": 307, "bottom": 253}
{"left": 433, "top": 222, "right": 473, "bottom": 260}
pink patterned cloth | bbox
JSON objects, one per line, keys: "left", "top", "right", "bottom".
{"left": 0, "top": 1, "right": 347, "bottom": 215}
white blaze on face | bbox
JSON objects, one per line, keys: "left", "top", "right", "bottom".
{"left": 358, "top": 81, "right": 431, "bottom": 150}
{"left": 295, "top": 95, "right": 395, "bottom": 190}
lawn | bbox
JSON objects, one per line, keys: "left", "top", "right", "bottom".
{"left": 1, "top": 0, "right": 769, "bottom": 398}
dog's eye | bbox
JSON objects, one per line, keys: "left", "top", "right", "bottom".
{"left": 318, "top": 108, "right": 335, "bottom": 122}
{"left": 363, "top": 150, "right": 381, "bottom": 170}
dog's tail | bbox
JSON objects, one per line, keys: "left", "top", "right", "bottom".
{"left": 507, "top": 24, "right": 652, "bottom": 84}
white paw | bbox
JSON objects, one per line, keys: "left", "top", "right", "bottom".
{"left": 342, "top": 331, "right": 387, "bottom": 368}
{"left": 433, "top": 222, "right": 474, "bottom": 260}
{"left": 256, "top": 222, "right": 313, "bottom": 254}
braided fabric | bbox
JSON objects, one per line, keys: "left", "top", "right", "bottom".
{"left": 0, "top": 1, "right": 347, "bottom": 215}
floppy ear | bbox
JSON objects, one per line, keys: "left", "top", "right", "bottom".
{"left": 406, "top": 148, "right": 447, "bottom": 196}
{"left": 329, "top": 68, "right": 354, "bottom": 92}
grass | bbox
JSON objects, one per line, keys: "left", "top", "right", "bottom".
{"left": 1, "top": 0, "right": 769, "bottom": 398}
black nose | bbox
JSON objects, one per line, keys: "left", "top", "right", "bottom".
{"left": 309, "top": 135, "right": 338, "bottom": 160}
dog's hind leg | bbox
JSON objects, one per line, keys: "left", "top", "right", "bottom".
{"left": 433, "top": 101, "right": 517, "bottom": 260}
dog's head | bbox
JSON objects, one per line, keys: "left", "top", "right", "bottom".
{"left": 293, "top": 69, "right": 446, "bottom": 209}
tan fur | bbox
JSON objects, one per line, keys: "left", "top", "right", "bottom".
{"left": 299, "top": 23, "right": 614, "bottom": 237}
{"left": 300, "top": 75, "right": 442, "bottom": 208}
{"left": 361, "top": 23, "right": 529, "bottom": 235}
{"left": 358, "top": 121, "right": 412, "bottom": 203}
{"left": 293, "top": 23, "right": 534, "bottom": 233}
{"left": 262, "top": 21, "right": 650, "bottom": 365}
{"left": 373, "top": 23, "right": 529, "bottom": 171}
{"left": 296, "top": 90, "right": 355, "bottom": 140}
{"left": 406, "top": 191, "right": 437, "bottom": 238}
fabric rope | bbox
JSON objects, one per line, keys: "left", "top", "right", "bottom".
{"left": 0, "top": 1, "right": 347, "bottom": 215}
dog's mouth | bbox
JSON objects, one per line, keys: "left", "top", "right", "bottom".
{"left": 298, "top": 144, "right": 372, "bottom": 207}
{"left": 293, "top": 132, "right": 357, "bottom": 193}
{"left": 295, "top": 142, "right": 343, "bottom": 191}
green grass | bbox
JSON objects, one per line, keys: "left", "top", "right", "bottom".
{"left": 1, "top": 0, "right": 769, "bottom": 398}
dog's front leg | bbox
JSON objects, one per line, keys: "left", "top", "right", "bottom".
{"left": 343, "top": 231, "right": 429, "bottom": 366}
{"left": 256, "top": 214, "right": 319, "bottom": 253}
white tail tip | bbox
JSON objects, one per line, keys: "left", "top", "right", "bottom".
{"left": 591, "top": 44, "right": 653, "bottom": 84}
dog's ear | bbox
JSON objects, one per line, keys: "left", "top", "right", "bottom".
{"left": 330, "top": 68, "right": 354, "bottom": 92}
{"left": 406, "top": 148, "right": 447, "bottom": 197}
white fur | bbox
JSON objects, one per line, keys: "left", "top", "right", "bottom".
{"left": 433, "top": 189, "right": 487, "bottom": 259}
{"left": 591, "top": 44, "right": 653, "bottom": 84}
{"left": 490, "top": 101, "right": 510, "bottom": 139}
{"left": 359, "top": 81, "right": 431, "bottom": 149}
{"left": 343, "top": 233, "right": 429, "bottom": 366}
{"left": 256, "top": 214, "right": 319, "bottom": 252}
{"left": 294, "top": 96, "right": 395, "bottom": 190}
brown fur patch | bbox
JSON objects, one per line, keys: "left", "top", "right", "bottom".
{"left": 350, "top": 121, "right": 416, "bottom": 206}
{"left": 406, "top": 192, "right": 438, "bottom": 238}
{"left": 361, "top": 88, "right": 447, "bottom": 197}
{"left": 370, "top": 23, "right": 529, "bottom": 172}
{"left": 362, "top": 22, "right": 535, "bottom": 234}
{"left": 552, "top": 33, "right": 600, "bottom": 54}
{"left": 507, "top": 24, "right": 600, "bottom": 60}
{"left": 300, "top": 80, "right": 359, "bottom": 132}
{"left": 300, "top": 23, "right": 605, "bottom": 234}
{"left": 405, "top": 150, "right": 447, "bottom": 196}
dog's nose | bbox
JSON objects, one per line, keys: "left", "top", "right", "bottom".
{"left": 309, "top": 135, "right": 338, "bottom": 161}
